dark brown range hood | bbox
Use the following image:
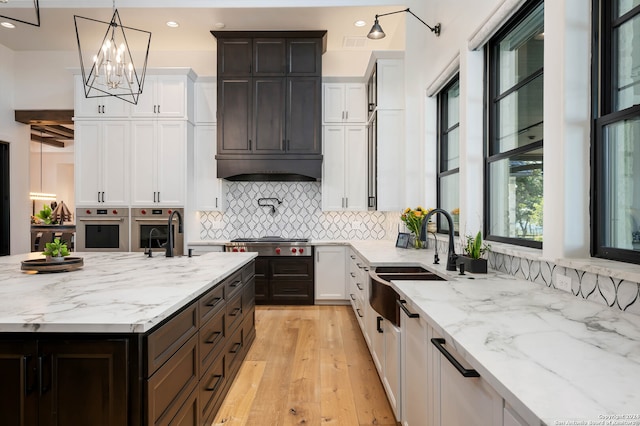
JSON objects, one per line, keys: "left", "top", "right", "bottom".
{"left": 216, "top": 155, "right": 322, "bottom": 181}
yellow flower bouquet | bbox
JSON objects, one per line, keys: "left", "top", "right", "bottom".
{"left": 400, "top": 206, "right": 432, "bottom": 248}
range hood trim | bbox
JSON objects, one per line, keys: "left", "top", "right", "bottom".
{"left": 216, "top": 156, "right": 323, "bottom": 181}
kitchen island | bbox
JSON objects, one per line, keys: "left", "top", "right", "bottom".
{"left": 348, "top": 240, "right": 640, "bottom": 425}
{"left": 0, "top": 251, "right": 257, "bottom": 426}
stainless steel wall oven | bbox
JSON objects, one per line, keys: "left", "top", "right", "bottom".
{"left": 131, "top": 208, "right": 184, "bottom": 256}
{"left": 76, "top": 208, "right": 129, "bottom": 252}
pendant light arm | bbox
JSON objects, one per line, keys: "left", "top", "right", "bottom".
{"left": 373, "top": 8, "right": 441, "bottom": 36}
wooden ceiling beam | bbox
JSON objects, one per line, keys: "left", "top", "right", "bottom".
{"left": 15, "top": 109, "right": 74, "bottom": 125}
{"left": 31, "top": 134, "right": 65, "bottom": 148}
{"left": 32, "top": 125, "right": 74, "bottom": 139}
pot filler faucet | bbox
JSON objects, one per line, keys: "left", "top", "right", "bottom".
{"left": 166, "top": 210, "right": 184, "bottom": 258}
{"left": 420, "top": 208, "right": 458, "bottom": 271}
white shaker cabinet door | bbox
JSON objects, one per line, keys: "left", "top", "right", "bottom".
{"left": 156, "top": 121, "right": 186, "bottom": 206}
{"left": 314, "top": 245, "right": 347, "bottom": 301}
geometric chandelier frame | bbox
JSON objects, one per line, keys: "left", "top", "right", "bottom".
{"left": 0, "top": 0, "right": 40, "bottom": 27}
{"left": 74, "top": 7, "right": 151, "bottom": 105}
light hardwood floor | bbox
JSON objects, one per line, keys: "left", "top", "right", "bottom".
{"left": 212, "top": 305, "right": 398, "bottom": 426}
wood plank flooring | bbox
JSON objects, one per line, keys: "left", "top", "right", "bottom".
{"left": 212, "top": 305, "right": 398, "bottom": 426}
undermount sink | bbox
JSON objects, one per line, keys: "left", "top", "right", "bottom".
{"left": 369, "top": 266, "right": 447, "bottom": 326}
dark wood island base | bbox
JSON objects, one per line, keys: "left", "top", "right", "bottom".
{"left": 0, "top": 260, "right": 256, "bottom": 426}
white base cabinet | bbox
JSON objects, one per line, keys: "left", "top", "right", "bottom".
{"left": 74, "top": 121, "right": 130, "bottom": 206}
{"left": 322, "top": 125, "right": 367, "bottom": 211}
{"left": 131, "top": 120, "right": 188, "bottom": 206}
{"left": 314, "top": 245, "right": 347, "bottom": 302}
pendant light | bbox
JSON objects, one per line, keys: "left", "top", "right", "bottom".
{"left": 74, "top": 0, "right": 151, "bottom": 105}
{"left": 0, "top": 0, "right": 40, "bottom": 27}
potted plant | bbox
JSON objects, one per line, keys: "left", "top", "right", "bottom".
{"left": 458, "top": 231, "right": 490, "bottom": 273}
{"left": 42, "top": 238, "right": 70, "bottom": 262}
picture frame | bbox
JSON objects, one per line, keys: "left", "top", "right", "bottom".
{"left": 395, "top": 232, "right": 410, "bottom": 248}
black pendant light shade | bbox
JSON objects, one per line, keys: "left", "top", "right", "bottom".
{"left": 0, "top": 0, "right": 40, "bottom": 27}
{"left": 367, "top": 8, "right": 440, "bottom": 40}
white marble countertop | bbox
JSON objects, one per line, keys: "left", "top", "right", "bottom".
{"left": 349, "top": 240, "right": 640, "bottom": 425}
{"left": 0, "top": 251, "right": 256, "bottom": 334}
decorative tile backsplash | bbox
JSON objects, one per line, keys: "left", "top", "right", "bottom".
{"left": 199, "top": 182, "right": 398, "bottom": 241}
{"left": 198, "top": 181, "right": 640, "bottom": 315}
{"left": 429, "top": 237, "right": 640, "bottom": 315}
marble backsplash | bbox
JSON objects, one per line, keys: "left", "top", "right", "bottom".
{"left": 198, "top": 181, "right": 639, "bottom": 315}
{"left": 199, "top": 181, "right": 400, "bottom": 241}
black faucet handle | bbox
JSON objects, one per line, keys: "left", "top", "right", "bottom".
{"left": 147, "top": 248, "right": 153, "bottom": 258}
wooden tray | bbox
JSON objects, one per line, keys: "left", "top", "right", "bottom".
{"left": 21, "top": 257, "right": 84, "bottom": 273}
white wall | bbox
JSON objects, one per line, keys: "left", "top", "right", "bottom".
{"left": 0, "top": 44, "right": 31, "bottom": 255}
{"left": 405, "top": 0, "right": 592, "bottom": 260}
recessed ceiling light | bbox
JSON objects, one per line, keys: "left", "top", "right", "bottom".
{"left": 354, "top": 20, "right": 366, "bottom": 27}
{"left": 214, "top": 22, "right": 226, "bottom": 29}
{"left": 1, "top": 22, "right": 16, "bottom": 29}
{"left": 166, "top": 21, "right": 179, "bottom": 28}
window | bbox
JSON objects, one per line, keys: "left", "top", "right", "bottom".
{"left": 486, "top": 0, "right": 544, "bottom": 248}
{"left": 437, "top": 75, "right": 460, "bottom": 234}
{"left": 593, "top": 1, "right": 640, "bottom": 264}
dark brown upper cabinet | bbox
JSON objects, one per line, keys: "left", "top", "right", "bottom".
{"left": 212, "top": 31, "right": 326, "bottom": 178}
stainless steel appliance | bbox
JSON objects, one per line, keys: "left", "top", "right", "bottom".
{"left": 225, "top": 237, "right": 313, "bottom": 305}
{"left": 76, "top": 207, "right": 129, "bottom": 252}
{"left": 131, "top": 207, "right": 184, "bottom": 256}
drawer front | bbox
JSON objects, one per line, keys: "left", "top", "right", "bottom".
{"left": 147, "top": 303, "right": 198, "bottom": 375}
{"left": 225, "top": 291, "right": 243, "bottom": 335}
{"left": 271, "top": 280, "right": 313, "bottom": 303}
{"left": 241, "top": 261, "right": 256, "bottom": 282}
{"left": 199, "top": 284, "right": 225, "bottom": 324}
{"left": 167, "top": 388, "right": 198, "bottom": 426}
{"left": 271, "top": 258, "right": 313, "bottom": 279}
{"left": 199, "top": 352, "right": 227, "bottom": 424}
{"left": 147, "top": 334, "right": 199, "bottom": 426}
{"left": 199, "top": 308, "right": 226, "bottom": 375}
{"left": 224, "top": 270, "right": 244, "bottom": 300}
{"left": 225, "top": 327, "right": 244, "bottom": 382}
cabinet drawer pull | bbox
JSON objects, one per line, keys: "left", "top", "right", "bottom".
{"left": 205, "top": 374, "right": 223, "bottom": 392}
{"left": 229, "top": 342, "right": 242, "bottom": 354}
{"left": 431, "top": 338, "right": 480, "bottom": 378}
{"left": 349, "top": 294, "right": 356, "bottom": 301}
{"left": 350, "top": 272, "right": 356, "bottom": 278}
{"left": 356, "top": 308, "right": 363, "bottom": 318}
{"left": 376, "top": 316, "right": 383, "bottom": 333}
{"left": 356, "top": 263, "right": 363, "bottom": 269}
{"left": 350, "top": 255, "right": 356, "bottom": 260}
{"left": 205, "top": 331, "right": 222, "bottom": 344}
{"left": 229, "top": 307, "right": 241, "bottom": 316}
{"left": 397, "top": 299, "right": 419, "bottom": 318}
{"left": 356, "top": 283, "right": 363, "bottom": 291}
{"left": 229, "top": 280, "right": 241, "bottom": 288}
{"left": 205, "top": 296, "right": 222, "bottom": 307}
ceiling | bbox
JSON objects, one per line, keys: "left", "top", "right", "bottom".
{"left": 0, "top": 1, "right": 407, "bottom": 53}
{"left": 2, "top": 1, "right": 409, "bottom": 150}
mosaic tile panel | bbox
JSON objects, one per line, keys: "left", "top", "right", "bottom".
{"left": 199, "top": 181, "right": 396, "bottom": 241}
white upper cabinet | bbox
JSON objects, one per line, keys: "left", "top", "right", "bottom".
{"left": 376, "top": 59, "right": 405, "bottom": 110}
{"left": 74, "top": 75, "right": 131, "bottom": 118}
{"left": 194, "top": 80, "right": 217, "bottom": 124}
{"left": 322, "top": 125, "right": 367, "bottom": 211}
{"left": 130, "top": 121, "right": 188, "bottom": 206}
{"left": 75, "top": 121, "right": 130, "bottom": 206}
{"left": 322, "top": 83, "right": 367, "bottom": 123}
{"left": 192, "top": 125, "right": 226, "bottom": 211}
{"left": 131, "top": 75, "right": 188, "bottom": 119}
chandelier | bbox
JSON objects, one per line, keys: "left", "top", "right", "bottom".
{"left": 74, "top": 1, "right": 151, "bottom": 105}
{"left": 0, "top": 0, "right": 40, "bottom": 27}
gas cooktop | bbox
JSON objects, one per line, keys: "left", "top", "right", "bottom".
{"left": 230, "top": 236, "right": 309, "bottom": 243}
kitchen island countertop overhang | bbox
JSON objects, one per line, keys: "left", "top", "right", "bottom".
{"left": 0, "top": 251, "right": 257, "bottom": 333}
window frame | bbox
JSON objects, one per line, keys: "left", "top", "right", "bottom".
{"left": 592, "top": 1, "right": 640, "bottom": 264}
{"left": 437, "top": 74, "right": 460, "bottom": 235}
{"left": 485, "top": 0, "right": 545, "bottom": 249}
